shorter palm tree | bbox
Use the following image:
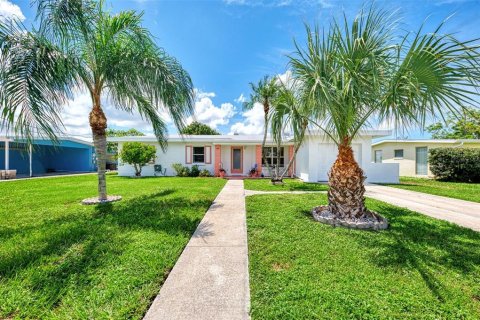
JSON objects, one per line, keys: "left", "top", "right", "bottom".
{"left": 270, "top": 83, "right": 310, "bottom": 181}
{"left": 243, "top": 75, "right": 279, "bottom": 176}
{"left": 289, "top": 6, "right": 480, "bottom": 226}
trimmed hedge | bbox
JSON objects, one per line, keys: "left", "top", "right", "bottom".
{"left": 429, "top": 148, "right": 480, "bottom": 182}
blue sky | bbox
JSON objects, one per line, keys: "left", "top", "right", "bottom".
{"left": 2, "top": 0, "right": 480, "bottom": 138}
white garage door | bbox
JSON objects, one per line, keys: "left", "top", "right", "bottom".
{"left": 317, "top": 143, "right": 362, "bottom": 181}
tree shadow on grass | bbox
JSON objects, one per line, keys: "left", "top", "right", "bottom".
{"left": 0, "top": 187, "right": 214, "bottom": 306}
{"left": 349, "top": 202, "right": 480, "bottom": 302}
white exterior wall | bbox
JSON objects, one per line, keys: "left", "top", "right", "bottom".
{"left": 371, "top": 141, "right": 480, "bottom": 177}
{"left": 117, "top": 142, "right": 215, "bottom": 177}
{"left": 114, "top": 132, "right": 400, "bottom": 183}
{"left": 363, "top": 163, "right": 400, "bottom": 183}
{"left": 295, "top": 143, "right": 310, "bottom": 181}
{"left": 295, "top": 135, "right": 398, "bottom": 183}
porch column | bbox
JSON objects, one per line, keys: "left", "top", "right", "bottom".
{"left": 214, "top": 145, "right": 221, "bottom": 176}
{"left": 29, "top": 144, "right": 33, "bottom": 177}
{"left": 255, "top": 145, "right": 262, "bottom": 175}
{"left": 288, "top": 145, "right": 295, "bottom": 177}
{"left": 4, "top": 140, "right": 9, "bottom": 170}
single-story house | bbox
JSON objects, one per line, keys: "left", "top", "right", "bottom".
{"left": 371, "top": 139, "right": 480, "bottom": 177}
{"left": 0, "top": 136, "right": 96, "bottom": 178}
{"left": 110, "top": 130, "right": 399, "bottom": 183}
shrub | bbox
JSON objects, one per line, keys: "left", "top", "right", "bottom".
{"left": 119, "top": 142, "right": 156, "bottom": 176}
{"left": 172, "top": 163, "right": 190, "bottom": 177}
{"left": 190, "top": 165, "right": 200, "bottom": 177}
{"left": 171, "top": 164, "right": 212, "bottom": 178}
{"left": 199, "top": 169, "right": 212, "bottom": 177}
{"left": 429, "top": 148, "right": 480, "bottom": 182}
{"left": 172, "top": 163, "right": 184, "bottom": 176}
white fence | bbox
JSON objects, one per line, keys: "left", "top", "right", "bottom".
{"left": 364, "top": 163, "right": 399, "bottom": 184}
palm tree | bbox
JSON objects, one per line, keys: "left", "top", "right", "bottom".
{"left": 289, "top": 6, "right": 480, "bottom": 225}
{"left": 0, "top": 0, "right": 194, "bottom": 201}
{"left": 243, "top": 75, "right": 279, "bottom": 176}
{"left": 270, "top": 82, "right": 310, "bottom": 181}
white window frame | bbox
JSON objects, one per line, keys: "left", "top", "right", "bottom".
{"left": 263, "top": 146, "right": 285, "bottom": 167}
{"left": 193, "top": 146, "right": 205, "bottom": 163}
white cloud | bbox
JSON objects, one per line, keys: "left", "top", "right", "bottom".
{"left": 276, "top": 70, "right": 295, "bottom": 88}
{"left": 229, "top": 102, "right": 264, "bottom": 135}
{"left": 234, "top": 93, "right": 247, "bottom": 104}
{"left": 190, "top": 94, "right": 236, "bottom": 129}
{"left": 195, "top": 89, "right": 216, "bottom": 99}
{"left": 0, "top": 0, "right": 25, "bottom": 22}
{"left": 35, "top": 87, "right": 236, "bottom": 137}
{"left": 60, "top": 91, "right": 173, "bottom": 136}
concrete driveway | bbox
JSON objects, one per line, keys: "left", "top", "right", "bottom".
{"left": 365, "top": 185, "right": 480, "bottom": 232}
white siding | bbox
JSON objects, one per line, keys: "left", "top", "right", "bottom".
{"left": 117, "top": 142, "right": 215, "bottom": 177}
{"left": 294, "top": 134, "right": 398, "bottom": 184}
{"left": 295, "top": 143, "right": 310, "bottom": 181}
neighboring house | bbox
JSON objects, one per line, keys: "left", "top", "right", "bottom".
{"left": 371, "top": 139, "right": 480, "bottom": 177}
{"left": 110, "top": 130, "right": 399, "bottom": 183}
{"left": 0, "top": 136, "right": 96, "bottom": 178}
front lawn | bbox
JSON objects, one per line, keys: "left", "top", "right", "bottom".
{"left": 388, "top": 177, "right": 480, "bottom": 203}
{"left": 0, "top": 175, "right": 225, "bottom": 319}
{"left": 244, "top": 178, "right": 328, "bottom": 192}
{"left": 247, "top": 194, "right": 480, "bottom": 319}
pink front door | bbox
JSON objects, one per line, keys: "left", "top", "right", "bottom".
{"left": 231, "top": 147, "right": 243, "bottom": 174}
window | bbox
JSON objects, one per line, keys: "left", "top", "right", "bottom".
{"left": 193, "top": 147, "right": 205, "bottom": 163}
{"left": 394, "top": 149, "right": 404, "bottom": 159}
{"left": 263, "top": 147, "right": 285, "bottom": 167}
{"left": 374, "top": 150, "right": 383, "bottom": 163}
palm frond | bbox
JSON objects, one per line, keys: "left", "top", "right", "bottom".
{"left": 289, "top": 5, "right": 480, "bottom": 145}
{"left": 101, "top": 10, "right": 194, "bottom": 147}
{"left": 0, "top": 21, "right": 78, "bottom": 143}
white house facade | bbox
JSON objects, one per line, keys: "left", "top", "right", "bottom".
{"left": 372, "top": 139, "right": 480, "bottom": 177}
{"left": 109, "top": 130, "right": 399, "bottom": 184}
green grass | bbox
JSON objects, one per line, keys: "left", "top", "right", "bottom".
{"left": 244, "top": 178, "right": 328, "bottom": 192}
{"left": 247, "top": 194, "right": 480, "bottom": 319}
{"left": 388, "top": 177, "right": 480, "bottom": 203}
{"left": 0, "top": 175, "right": 225, "bottom": 319}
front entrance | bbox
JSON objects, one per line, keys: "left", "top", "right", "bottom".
{"left": 231, "top": 146, "right": 243, "bottom": 174}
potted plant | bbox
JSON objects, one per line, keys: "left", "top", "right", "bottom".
{"left": 219, "top": 168, "right": 226, "bottom": 178}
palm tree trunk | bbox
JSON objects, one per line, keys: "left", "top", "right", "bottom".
{"left": 280, "top": 142, "right": 300, "bottom": 180}
{"left": 279, "top": 123, "right": 307, "bottom": 180}
{"left": 274, "top": 139, "right": 281, "bottom": 180}
{"left": 89, "top": 92, "right": 108, "bottom": 200}
{"left": 327, "top": 138, "right": 366, "bottom": 219}
{"left": 261, "top": 104, "right": 272, "bottom": 177}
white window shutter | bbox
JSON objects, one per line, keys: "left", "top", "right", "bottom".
{"left": 185, "top": 146, "right": 192, "bottom": 164}
{"left": 205, "top": 146, "right": 212, "bottom": 164}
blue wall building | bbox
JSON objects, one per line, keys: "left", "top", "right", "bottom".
{"left": 0, "top": 137, "right": 96, "bottom": 177}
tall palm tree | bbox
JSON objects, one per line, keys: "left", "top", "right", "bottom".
{"left": 0, "top": 0, "right": 194, "bottom": 201}
{"left": 243, "top": 75, "right": 279, "bottom": 175}
{"left": 270, "top": 83, "right": 310, "bottom": 181}
{"left": 289, "top": 6, "right": 480, "bottom": 224}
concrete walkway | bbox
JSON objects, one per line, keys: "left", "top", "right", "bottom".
{"left": 144, "top": 180, "right": 250, "bottom": 320}
{"left": 365, "top": 185, "right": 480, "bottom": 232}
